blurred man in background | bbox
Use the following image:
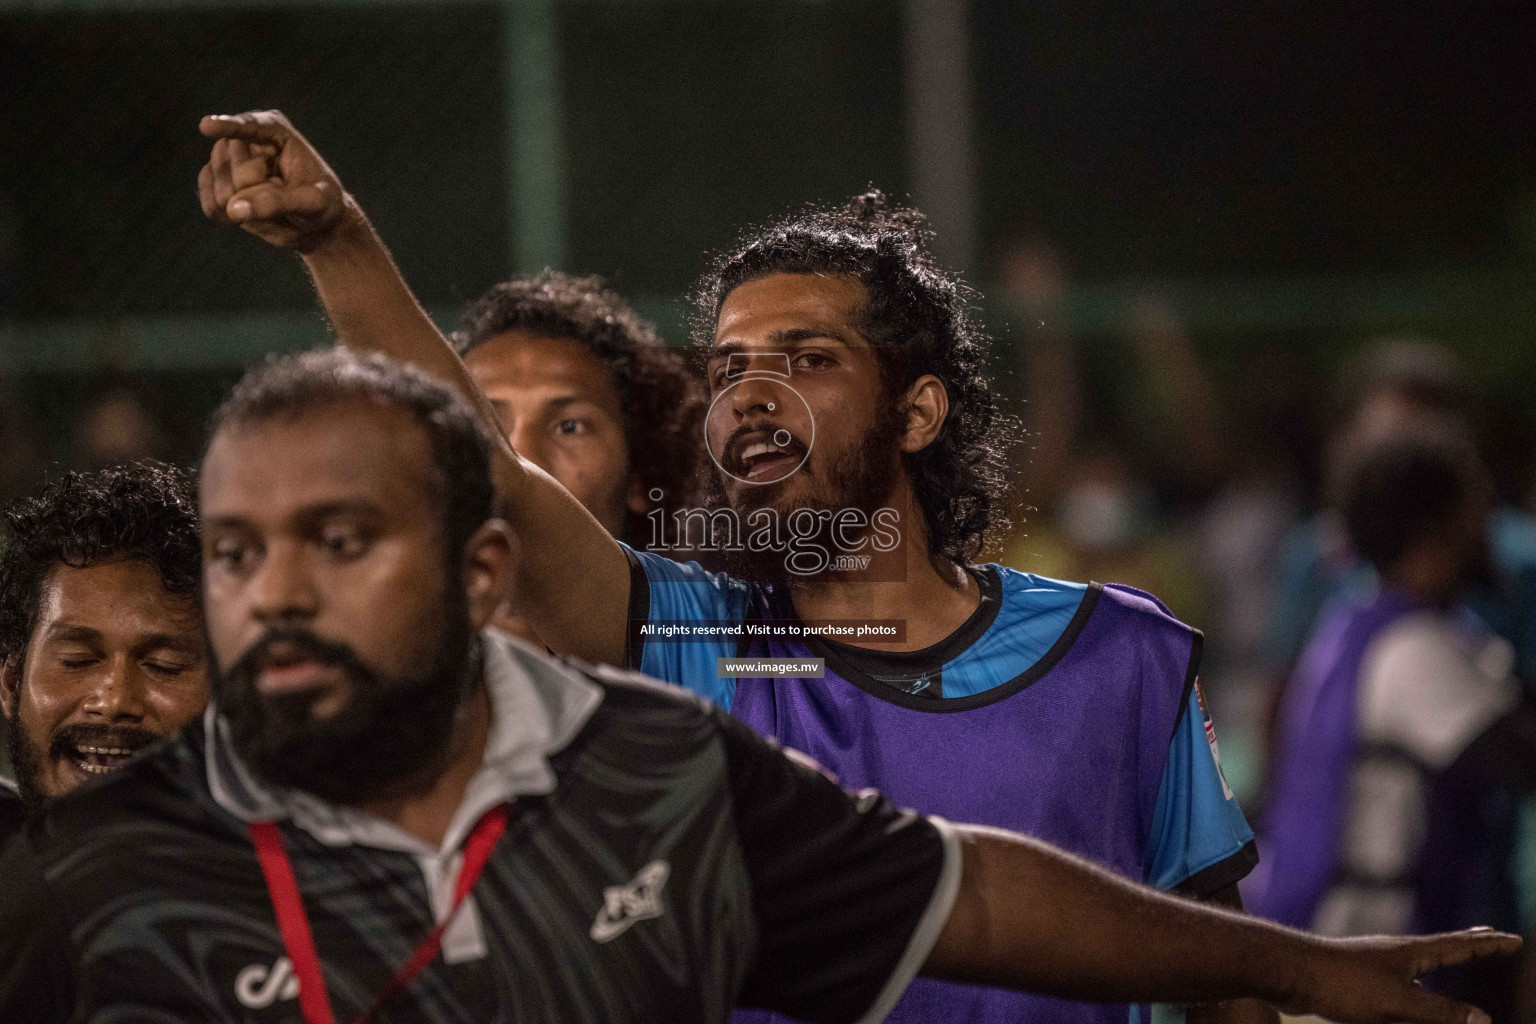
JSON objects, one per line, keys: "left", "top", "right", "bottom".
{"left": 1264, "top": 339, "right": 1536, "bottom": 688}
{"left": 451, "top": 271, "right": 706, "bottom": 642}
{"left": 0, "top": 462, "right": 207, "bottom": 826}
{"left": 1246, "top": 419, "right": 1519, "bottom": 936}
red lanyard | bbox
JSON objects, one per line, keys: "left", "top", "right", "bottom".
{"left": 249, "top": 804, "right": 510, "bottom": 1024}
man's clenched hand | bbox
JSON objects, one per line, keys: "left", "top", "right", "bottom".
{"left": 197, "top": 110, "right": 348, "bottom": 252}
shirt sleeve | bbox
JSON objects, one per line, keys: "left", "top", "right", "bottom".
{"left": 713, "top": 705, "right": 960, "bottom": 1024}
{"left": 622, "top": 544, "right": 751, "bottom": 710}
{"left": 1143, "top": 680, "right": 1258, "bottom": 898}
{"left": 0, "top": 829, "right": 77, "bottom": 1023}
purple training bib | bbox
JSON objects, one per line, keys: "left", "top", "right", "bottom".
{"left": 733, "top": 582, "right": 1199, "bottom": 1024}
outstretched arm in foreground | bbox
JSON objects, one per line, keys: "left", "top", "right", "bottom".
{"left": 1188, "top": 886, "right": 1281, "bottom": 1024}
{"left": 196, "top": 110, "right": 630, "bottom": 665}
{"left": 926, "top": 825, "right": 1518, "bottom": 1024}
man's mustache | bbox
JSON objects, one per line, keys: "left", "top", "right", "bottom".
{"left": 221, "top": 624, "right": 374, "bottom": 692}
{"left": 49, "top": 721, "right": 160, "bottom": 760}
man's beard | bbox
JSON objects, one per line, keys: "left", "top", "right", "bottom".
{"left": 7, "top": 691, "right": 160, "bottom": 812}
{"left": 709, "top": 408, "right": 905, "bottom": 585}
{"left": 212, "top": 581, "right": 476, "bottom": 806}
{"left": 6, "top": 706, "right": 45, "bottom": 812}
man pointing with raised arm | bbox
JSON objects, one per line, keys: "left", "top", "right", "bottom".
{"left": 190, "top": 110, "right": 1465, "bottom": 1024}
{"left": 196, "top": 111, "right": 633, "bottom": 666}
{"left": 0, "top": 347, "right": 1520, "bottom": 1024}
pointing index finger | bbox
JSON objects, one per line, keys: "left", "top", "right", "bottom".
{"left": 1412, "top": 929, "right": 1523, "bottom": 976}
{"left": 199, "top": 112, "right": 289, "bottom": 145}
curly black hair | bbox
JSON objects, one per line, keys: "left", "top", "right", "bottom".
{"left": 451, "top": 270, "right": 706, "bottom": 545}
{"left": 208, "top": 348, "right": 495, "bottom": 564}
{"left": 691, "top": 192, "right": 1015, "bottom": 565}
{"left": 0, "top": 461, "right": 201, "bottom": 668}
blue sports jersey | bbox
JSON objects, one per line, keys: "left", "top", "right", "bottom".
{"left": 626, "top": 546, "right": 1251, "bottom": 895}
{"left": 624, "top": 547, "right": 1255, "bottom": 1024}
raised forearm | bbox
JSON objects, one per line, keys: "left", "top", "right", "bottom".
{"left": 299, "top": 199, "right": 508, "bottom": 466}
{"left": 295, "top": 199, "right": 631, "bottom": 663}
{"left": 199, "top": 110, "right": 633, "bottom": 664}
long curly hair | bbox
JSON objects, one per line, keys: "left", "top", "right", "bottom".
{"left": 452, "top": 271, "right": 706, "bottom": 547}
{"left": 691, "top": 192, "right": 1016, "bottom": 565}
{"left": 0, "top": 461, "right": 201, "bottom": 667}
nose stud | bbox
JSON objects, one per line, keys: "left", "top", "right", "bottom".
{"left": 767, "top": 402, "right": 776, "bottom": 412}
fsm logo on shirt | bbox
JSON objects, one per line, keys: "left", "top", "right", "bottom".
{"left": 235, "top": 956, "right": 299, "bottom": 1008}
{"left": 590, "top": 860, "right": 670, "bottom": 943}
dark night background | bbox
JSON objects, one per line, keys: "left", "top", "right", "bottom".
{"left": 0, "top": 0, "right": 1534, "bottom": 476}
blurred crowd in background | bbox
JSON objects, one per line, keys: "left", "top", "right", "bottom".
{"left": 5, "top": 0, "right": 1536, "bottom": 1017}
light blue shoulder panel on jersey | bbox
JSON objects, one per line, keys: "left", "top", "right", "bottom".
{"left": 938, "top": 567, "right": 1087, "bottom": 698}
{"left": 1143, "top": 683, "right": 1255, "bottom": 891}
{"left": 626, "top": 545, "right": 749, "bottom": 711}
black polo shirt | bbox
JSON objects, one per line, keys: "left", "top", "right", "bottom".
{"left": 0, "top": 650, "right": 957, "bottom": 1024}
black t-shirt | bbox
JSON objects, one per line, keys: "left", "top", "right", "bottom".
{"left": 0, "top": 664, "right": 952, "bottom": 1024}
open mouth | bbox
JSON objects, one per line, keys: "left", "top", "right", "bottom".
{"left": 53, "top": 730, "right": 156, "bottom": 780}
{"left": 67, "top": 743, "right": 140, "bottom": 775}
{"left": 251, "top": 639, "right": 342, "bottom": 697}
{"left": 728, "top": 429, "right": 806, "bottom": 483}
{"left": 256, "top": 657, "right": 335, "bottom": 696}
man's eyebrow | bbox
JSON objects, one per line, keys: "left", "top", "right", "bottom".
{"left": 135, "top": 633, "right": 203, "bottom": 656}
{"left": 291, "top": 499, "right": 387, "bottom": 526}
{"left": 41, "top": 623, "right": 103, "bottom": 645}
{"left": 488, "top": 395, "right": 597, "bottom": 413}
{"left": 203, "top": 499, "right": 385, "bottom": 533}
{"left": 768, "top": 327, "right": 858, "bottom": 348}
{"left": 200, "top": 513, "right": 249, "bottom": 532}
{"left": 707, "top": 341, "right": 746, "bottom": 362}
{"left": 707, "top": 328, "right": 859, "bottom": 360}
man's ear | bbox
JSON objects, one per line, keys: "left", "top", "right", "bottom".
{"left": 461, "top": 520, "right": 519, "bottom": 631}
{"left": 900, "top": 374, "right": 950, "bottom": 454}
{"left": 0, "top": 654, "right": 21, "bottom": 720}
